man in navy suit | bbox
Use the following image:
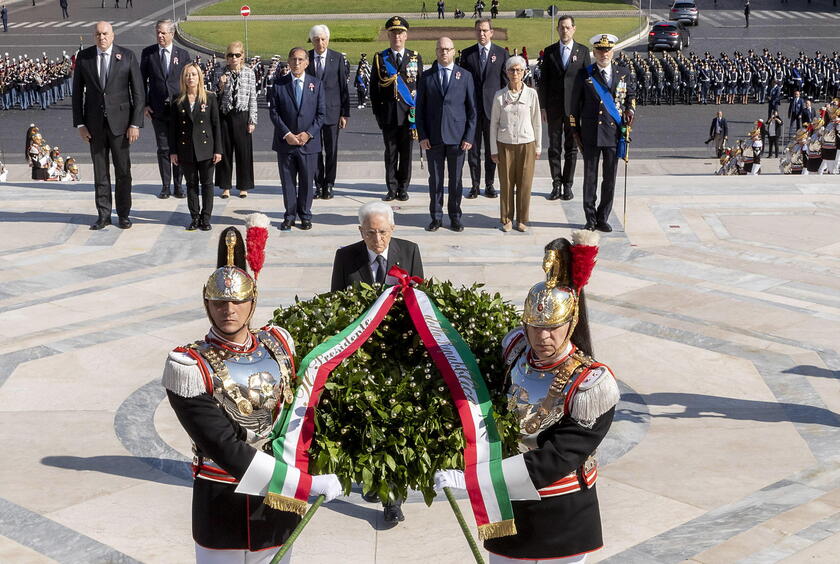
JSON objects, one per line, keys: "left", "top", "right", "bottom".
{"left": 458, "top": 17, "right": 508, "bottom": 198}
{"left": 72, "top": 21, "right": 144, "bottom": 230}
{"left": 307, "top": 25, "right": 349, "bottom": 200}
{"left": 416, "top": 37, "right": 476, "bottom": 232}
{"left": 788, "top": 90, "right": 803, "bottom": 135}
{"left": 140, "top": 19, "right": 189, "bottom": 199}
{"left": 268, "top": 47, "right": 325, "bottom": 231}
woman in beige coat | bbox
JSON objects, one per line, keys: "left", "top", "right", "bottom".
{"left": 490, "top": 55, "right": 542, "bottom": 232}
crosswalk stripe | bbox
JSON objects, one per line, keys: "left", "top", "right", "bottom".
{"left": 112, "top": 20, "right": 128, "bottom": 27}
{"left": 765, "top": 11, "right": 783, "bottom": 19}
{"left": 798, "top": 12, "right": 815, "bottom": 18}
{"left": 7, "top": 21, "right": 28, "bottom": 28}
{"left": 751, "top": 12, "right": 768, "bottom": 19}
{"left": 37, "top": 22, "right": 59, "bottom": 27}
{"left": 23, "top": 21, "right": 44, "bottom": 28}
{"left": 823, "top": 12, "right": 840, "bottom": 19}
{"left": 67, "top": 21, "right": 89, "bottom": 27}
{"left": 52, "top": 21, "right": 73, "bottom": 27}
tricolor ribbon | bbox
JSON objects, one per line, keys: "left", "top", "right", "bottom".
{"left": 265, "top": 267, "right": 515, "bottom": 539}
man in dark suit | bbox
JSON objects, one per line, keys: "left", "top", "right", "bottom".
{"left": 800, "top": 98, "right": 816, "bottom": 125}
{"left": 416, "top": 37, "right": 476, "bottom": 233}
{"left": 788, "top": 90, "right": 803, "bottom": 134}
{"left": 330, "top": 200, "right": 423, "bottom": 526}
{"left": 458, "top": 17, "right": 507, "bottom": 199}
{"left": 370, "top": 16, "right": 423, "bottom": 202}
{"left": 538, "top": 15, "right": 591, "bottom": 201}
{"left": 72, "top": 21, "right": 144, "bottom": 230}
{"left": 307, "top": 25, "right": 350, "bottom": 200}
{"left": 570, "top": 34, "right": 636, "bottom": 233}
{"left": 331, "top": 201, "right": 424, "bottom": 291}
{"left": 267, "top": 47, "right": 325, "bottom": 231}
{"left": 140, "top": 19, "right": 189, "bottom": 199}
{"left": 708, "top": 111, "right": 728, "bottom": 158}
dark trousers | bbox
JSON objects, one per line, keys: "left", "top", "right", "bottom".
{"left": 426, "top": 143, "right": 465, "bottom": 222}
{"left": 89, "top": 121, "right": 132, "bottom": 220}
{"left": 151, "top": 114, "right": 182, "bottom": 190}
{"left": 181, "top": 159, "right": 214, "bottom": 223}
{"left": 582, "top": 144, "right": 618, "bottom": 225}
{"left": 547, "top": 115, "right": 578, "bottom": 188}
{"left": 315, "top": 123, "right": 339, "bottom": 188}
{"left": 767, "top": 136, "right": 779, "bottom": 158}
{"left": 216, "top": 110, "right": 254, "bottom": 191}
{"left": 381, "top": 122, "right": 413, "bottom": 193}
{"left": 277, "top": 150, "right": 316, "bottom": 222}
{"left": 467, "top": 112, "right": 496, "bottom": 189}
{"left": 61, "top": 7, "right": 69, "bottom": 17}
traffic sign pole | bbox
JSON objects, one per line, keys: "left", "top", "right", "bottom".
{"left": 240, "top": 5, "right": 251, "bottom": 56}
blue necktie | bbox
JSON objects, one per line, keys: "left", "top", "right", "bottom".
{"left": 294, "top": 78, "right": 302, "bottom": 107}
{"left": 441, "top": 67, "right": 449, "bottom": 93}
{"left": 562, "top": 45, "right": 570, "bottom": 69}
{"left": 480, "top": 47, "right": 487, "bottom": 74}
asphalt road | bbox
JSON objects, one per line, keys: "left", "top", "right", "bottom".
{"left": 1, "top": 0, "right": 838, "bottom": 164}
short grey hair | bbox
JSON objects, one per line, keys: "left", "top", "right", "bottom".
{"left": 506, "top": 56, "right": 527, "bottom": 72}
{"left": 309, "top": 25, "right": 330, "bottom": 41}
{"left": 156, "top": 19, "right": 175, "bottom": 33}
{"left": 358, "top": 202, "right": 395, "bottom": 226}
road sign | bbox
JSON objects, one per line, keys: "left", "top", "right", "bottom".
{"left": 240, "top": 5, "right": 250, "bottom": 17}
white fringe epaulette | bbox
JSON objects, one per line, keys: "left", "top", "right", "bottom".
{"left": 161, "top": 350, "right": 207, "bottom": 398}
{"left": 571, "top": 366, "right": 620, "bottom": 423}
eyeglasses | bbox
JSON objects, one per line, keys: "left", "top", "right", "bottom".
{"left": 361, "top": 229, "right": 392, "bottom": 238}
{"left": 226, "top": 53, "right": 243, "bottom": 58}
{"left": 507, "top": 68, "right": 524, "bottom": 73}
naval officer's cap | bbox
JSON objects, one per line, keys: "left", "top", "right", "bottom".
{"left": 589, "top": 34, "right": 618, "bottom": 51}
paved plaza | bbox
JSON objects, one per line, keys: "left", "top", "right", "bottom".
{"left": 0, "top": 160, "right": 839, "bottom": 563}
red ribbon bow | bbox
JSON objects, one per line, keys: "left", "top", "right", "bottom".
{"left": 387, "top": 265, "right": 423, "bottom": 290}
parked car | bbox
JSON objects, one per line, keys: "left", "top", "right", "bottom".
{"left": 670, "top": 0, "right": 699, "bottom": 26}
{"left": 648, "top": 21, "right": 691, "bottom": 52}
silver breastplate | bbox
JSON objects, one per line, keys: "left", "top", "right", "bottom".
{"left": 195, "top": 335, "right": 293, "bottom": 440}
{"left": 506, "top": 349, "right": 587, "bottom": 452}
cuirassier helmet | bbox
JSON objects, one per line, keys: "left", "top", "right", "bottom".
{"left": 203, "top": 214, "right": 270, "bottom": 302}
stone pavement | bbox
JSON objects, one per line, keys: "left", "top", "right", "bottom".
{"left": 0, "top": 161, "right": 839, "bottom": 563}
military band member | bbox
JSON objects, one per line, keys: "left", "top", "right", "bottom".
{"left": 818, "top": 105, "right": 839, "bottom": 174}
{"left": 163, "top": 223, "right": 341, "bottom": 563}
{"left": 436, "top": 232, "right": 619, "bottom": 563}
{"left": 369, "top": 16, "right": 422, "bottom": 202}
{"left": 538, "top": 15, "right": 591, "bottom": 201}
{"left": 570, "top": 34, "right": 635, "bottom": 233}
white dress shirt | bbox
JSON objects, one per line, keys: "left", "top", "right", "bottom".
{"left": 97, "top": 46, "right": 113, "bottom": 82}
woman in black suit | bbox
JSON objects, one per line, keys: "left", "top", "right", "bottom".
{"left": 169, "top": 63, "right": 222, "bottom": 230}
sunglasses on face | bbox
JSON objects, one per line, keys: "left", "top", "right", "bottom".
{"left": 226, "top": 53, "right": 243, "bottom": 58}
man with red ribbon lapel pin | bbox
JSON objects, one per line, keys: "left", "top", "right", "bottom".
{"left": 435, "top": 231, "right": 620, "bottom": 563}
{"left": 163, "top": 218, "right": 341, "bottom": 563}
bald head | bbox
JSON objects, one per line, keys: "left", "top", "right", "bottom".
{"left": 436, "top": 36, "right": 455, "bottom": 66}
{"left": 94, "top": 21, "right": 114, "bottom": 51}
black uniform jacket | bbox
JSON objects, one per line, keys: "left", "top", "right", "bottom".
{"left": 369, "top": 48, "right": 423, "bottom": 128}
{"left": 330, "top": 238, "right": 424, "bottom": 292}
{"left": 484, "top": 407, "right": 616, "bottom": 559}
{"left": 168, "top": 93, "right": 222, "bottom": 163}
{"left": 538, "top": 40, "right": 591, "bottom": 120}
{"left": 458, "top": 43, "right": 509, "bottom": 121}
{"left": 306, "top": 48, "right": 350, "bottom": 126}
{"left": 72, "top": 44, "right": 145, "bottom": 136}
{"left": 571, "top": 63, "right": 636, "bottom": 148}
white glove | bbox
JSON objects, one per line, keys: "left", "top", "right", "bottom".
{"left": 434, "top": 469, "right": 466, "bottom": 492}
{"left": 310, "top": 474, "right": 342, "bottom": 502}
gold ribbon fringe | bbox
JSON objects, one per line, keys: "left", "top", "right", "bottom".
{"left": 264, "top": 493, "right": 307, "bottom": 516}
{"left": 478, "top": 519, "right": 517, "bottom": 540}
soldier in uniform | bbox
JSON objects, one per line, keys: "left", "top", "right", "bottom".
{"left": 435, "top": 231, "right": 620, "bottom": 563}
{"left": 370, "top": 16, "right": 422, "bottom": 202}
{"left": 570, "top": 34, "right": 636, "bottom": 233}
{"left": 163, "top": 223, "right": 342, "bottom": 563}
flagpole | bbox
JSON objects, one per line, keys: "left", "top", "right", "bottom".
{"left": 444, "top": 487, "right": 485, "bottom": 564}
{"left": 269, "top": 495, "right": 325, "bottom": 564}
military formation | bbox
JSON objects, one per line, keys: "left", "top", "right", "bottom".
{"left": 24, "top": 124, "right": 81, "bottom": 181}
{"left": 618, "top": 49, "right": 840, "bottom": 106}
{"left": 0, "top": 52, "right": 73, "bottom": 110}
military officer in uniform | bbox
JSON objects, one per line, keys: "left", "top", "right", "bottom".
{"left": 435, "top": 231, "right": 620, "bottom": 563}
{"left": 370, "top": 16, "right": 423, "bottom": 202}
{"left": 163, "top": 223, "right": 342, "bottom": 563}
{"left": 570, "top": 34, "right": 636, "bottom": 233}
